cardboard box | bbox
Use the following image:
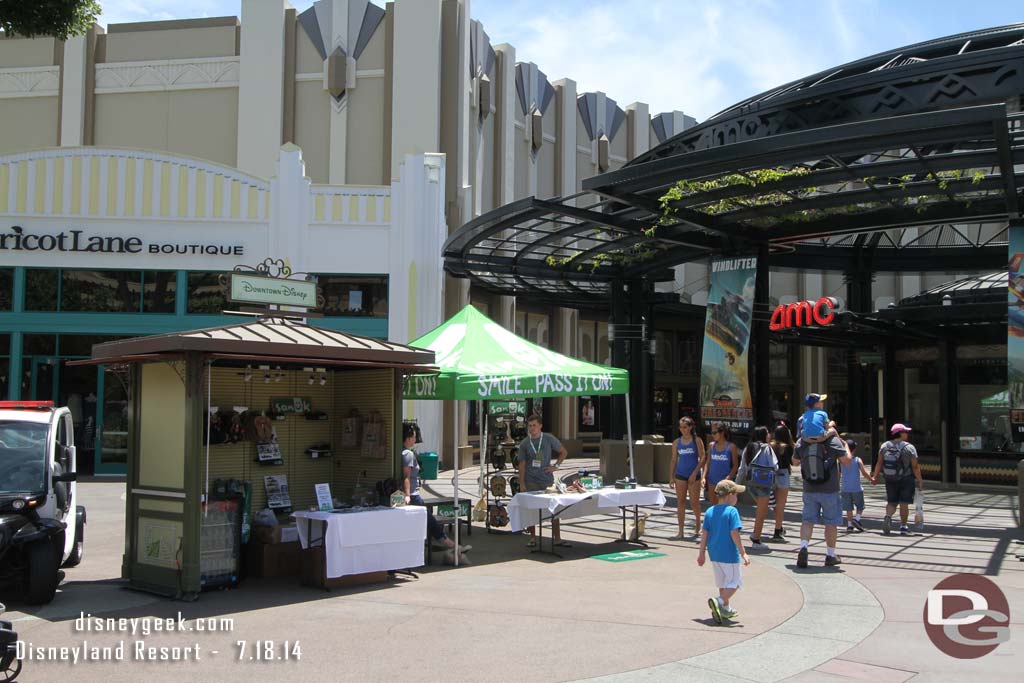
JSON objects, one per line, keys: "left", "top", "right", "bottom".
{"left": 247, "top": 541, "right": 301, "bottom": 578}
{"left": 300, "top": 546, "right": 388, "bottom": 589}
{"left": 599, "top": 440, "right": 630, "bottom": 482}
{"left": 252, "top": 523, "right": 299, "bottom": 544}
{"left": 561, "top": 438, "right": 583, "bottom": 459}
{"left": 631, "top": 441, "right": 655, "bottom": 485}
{"left": 653, "top": 442, "right": 675, "bottom": 483}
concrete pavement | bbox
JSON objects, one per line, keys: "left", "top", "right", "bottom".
{"left": 2, "top": 460, "right": 1021, "bottom": 682}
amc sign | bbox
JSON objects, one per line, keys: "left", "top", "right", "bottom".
{"left": 769, "top": 297, "right": 840, "bottom": 331}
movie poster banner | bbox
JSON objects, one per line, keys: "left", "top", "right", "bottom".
{"left": 699, "top": 256, "right": 757, "bottom": 433}
{"left": 1009, "top": 226, "right": 1024, "bottom": 441}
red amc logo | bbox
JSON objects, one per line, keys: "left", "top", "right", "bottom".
{"left": 769, "top": 297, "right": 839, "bottom": 331}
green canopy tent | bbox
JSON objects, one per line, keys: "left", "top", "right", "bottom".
{"left": 403, "top": 305, "right": 633, "bottom": 563}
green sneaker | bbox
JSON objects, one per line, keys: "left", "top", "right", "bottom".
{"left": 720, "top": 606, "right": 739, "bottom": 620}
{"left": 708, "top": 597, "right": 723, "bottom": 625}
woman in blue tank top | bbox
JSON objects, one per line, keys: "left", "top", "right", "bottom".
{"left": 705, "top": 423, "right": 739, "bottom": 505}
{"left": 669, "top": 416, "right": 706, "bottom": 540}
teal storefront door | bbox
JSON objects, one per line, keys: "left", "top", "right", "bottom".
{"left": 27, "top": 357, "right": 127, "bottom": 475}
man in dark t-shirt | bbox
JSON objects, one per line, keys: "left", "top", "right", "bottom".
{"left": 791, "top": 433, "right": 852, "bottom": 568}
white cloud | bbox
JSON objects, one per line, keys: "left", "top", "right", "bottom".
{"left": 471, "top": 0, "right": 896, "bottom": 122}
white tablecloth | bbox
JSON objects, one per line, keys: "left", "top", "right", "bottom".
{"left": 293, "top": 507, "right": 427, "bottom": 578}
{"left": 507, "top": 486, "right": 666, "bottom": 532}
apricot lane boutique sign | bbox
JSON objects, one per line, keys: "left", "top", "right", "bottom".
{"left": 0, "top": 225, "right": 245, "bottom": 256}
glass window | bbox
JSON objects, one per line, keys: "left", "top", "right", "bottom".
{"left": 769, "top": 342, "right": 791, "bottom": 379}
{"left": 958, "top": 359, "right": 1015, "bottom": 452}
{"left": 58, "top": 335, "right": 130, "bottom": 357}
{"left": 23, "top": 334, "right": 57, "bottom": 356}
{"left": 318, "top": 275, "right": 387, "bottom": 317}
{"left": 187, "top": 272, "right": 228, "bottom": 314}
{"left": 142, "top": 271, "right": 177, "bottom": 313}
{"left": 677, "top": 332, "right": 701, "bottom": 376}
{"left": 25, "top": 269, "right": 58, "bottom": 311}
{"left": 904, "top": 366, "right": 940, "bottom": 453}
{"left": 60, "top": 270, "right": 141, "bottom": 312}
{"left": 0, "top": 268, "right": 12, "bottom": 310}
{"left": 0, "top": 333, "right": 8, "bottom": 401}
{"left": 654, "top": 331, "right": 673, "bottom": 374}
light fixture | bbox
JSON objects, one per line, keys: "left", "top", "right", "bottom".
{"left": 318, "top": 368, "right": 328, "bottom": 386}
{"left": 241, "top": 365, "right": 252, "bottom": 382}
{"left": 274, "top": 365, "right": 283, "bottom": 382}
{"left": 259, "top": 364, "right": 271, "bottom": 383}
{"left": 304, "top": 367, "right": 315, "bottom": 385}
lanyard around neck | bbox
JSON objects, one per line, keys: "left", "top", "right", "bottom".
{"left": 529, "top": 433, "right": 544, "bottom": 456}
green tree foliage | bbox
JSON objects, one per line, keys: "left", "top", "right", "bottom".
{"left": 0, "top": 0, "right": 101, "bottom": 40}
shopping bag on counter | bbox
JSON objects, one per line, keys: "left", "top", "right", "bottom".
{"left": 341, "top": 409, "right": 362, "bottom": 448}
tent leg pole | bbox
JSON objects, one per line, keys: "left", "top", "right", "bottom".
{"left": 625, "top": 392, "right": 635, "bottom": 481}
{"left": 479, "top": 400, "right": 486, "bottom": 499}
{"left": 453, "top": 399, "right": 459, "bottom": 567}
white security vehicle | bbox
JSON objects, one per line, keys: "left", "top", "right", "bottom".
{"left": 0, "top": 401, "right": 85, "bottom": 604}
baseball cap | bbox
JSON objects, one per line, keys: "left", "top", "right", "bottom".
{"left": 890, "top": 423, "right": 912, "bottom": 435}
{"left": 804, "top": 392, "right": 827, "bottom": 407}
{"left": 714, "top": 480, "right": 746, "bottom": 497}
{"left": 845, "top": 438, "right": 858, "bottom": 451}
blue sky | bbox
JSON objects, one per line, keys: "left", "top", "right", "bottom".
{"left": 97, "top": 1, "right": 1022, "bottom": 121}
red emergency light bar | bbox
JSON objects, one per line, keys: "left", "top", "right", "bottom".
{"left": 0, "top": 400, "right": 55, "bottom": 410}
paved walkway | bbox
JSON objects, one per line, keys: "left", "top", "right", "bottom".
{"left": 4, "top": 460, "right": 1022, "bottom": 681}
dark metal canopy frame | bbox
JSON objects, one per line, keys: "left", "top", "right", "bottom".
{"left": 442, "top": 24, "right": 1024, "bottom": 436}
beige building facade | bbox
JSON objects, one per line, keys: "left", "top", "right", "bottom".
{"left": 1, "top": 0, "right": 970, "bottom": 462}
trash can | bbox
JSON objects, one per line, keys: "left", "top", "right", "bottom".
{"left": 419, "top": 452, "right": 439, "bottom": 481}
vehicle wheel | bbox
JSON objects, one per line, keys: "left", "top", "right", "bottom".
{"left": 63, "top": 520, "right": 84, "bottom": 568}
{"left": 0, "top": 655, "right": 21, "bottom": 683}
{"left": 25, "top": 533, "right": 63, "bottom": 605}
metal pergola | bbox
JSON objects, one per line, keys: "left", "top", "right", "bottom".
{"left": 443, "top": 24, "right": 1024, "bottom": 301}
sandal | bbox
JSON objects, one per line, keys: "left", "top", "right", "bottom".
{"left": 553, "top": 540, "right": 573, "bottom": 548}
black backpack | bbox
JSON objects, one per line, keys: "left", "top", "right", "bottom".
{"left": 799, "top": 441, "right": 834, "bottom": 484}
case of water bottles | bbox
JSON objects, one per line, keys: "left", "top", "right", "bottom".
{"left": 200, "top": 497, "right": 242, "bottom": 589}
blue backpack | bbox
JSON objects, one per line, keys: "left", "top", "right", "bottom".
{"left": 747, "top": 443, "right": 777, "bottom": 488}
{"left": 799, "top": 441, "right": 834, "bottom": 484}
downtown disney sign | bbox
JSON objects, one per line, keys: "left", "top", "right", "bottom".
{"left": 403, "top": 306, "right": 629, "bottom": 401}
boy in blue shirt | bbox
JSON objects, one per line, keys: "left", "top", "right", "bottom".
{"left": 697, "top": 480, "right": 751, "bottom": 623}
{"left": 800, "top": 393, "right": 835, "bottom": 442}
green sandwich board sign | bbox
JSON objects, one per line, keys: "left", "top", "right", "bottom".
{"left": 230, "top": 273, "right": 317, "bottom": 308}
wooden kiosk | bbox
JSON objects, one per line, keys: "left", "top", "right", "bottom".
{"left": 77, "top": 317, "right": 434, "bottom": 599}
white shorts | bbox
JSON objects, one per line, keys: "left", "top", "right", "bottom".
{"left": 712, "top": 561, "right": 743, "bottom": 589}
